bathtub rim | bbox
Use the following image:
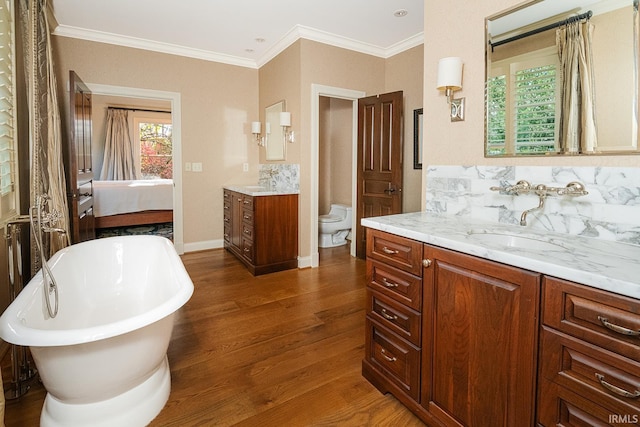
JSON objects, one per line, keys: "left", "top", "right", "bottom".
{"left": 0, "top": 235, "right": 194, "bottom": 347}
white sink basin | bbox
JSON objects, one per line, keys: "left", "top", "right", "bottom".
{"left": 468, "top": 231, "right": 567, "bottom": 251}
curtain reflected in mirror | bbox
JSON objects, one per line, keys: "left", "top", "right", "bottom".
{"left": 485, "top": 0, "right": 640, "bottom": 157}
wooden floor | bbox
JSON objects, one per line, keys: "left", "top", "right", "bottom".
{"left": 3, "top": 246, "right": 425, "bottom": 426}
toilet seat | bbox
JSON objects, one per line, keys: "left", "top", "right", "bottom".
{"left": 319, "top": 214, "right": 341, "bottom": 223}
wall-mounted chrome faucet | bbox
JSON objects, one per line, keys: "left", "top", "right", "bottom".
{"left": 490, "top": 180, "right": 588, "bottom": 226}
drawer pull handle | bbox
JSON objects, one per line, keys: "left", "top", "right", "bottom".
{"left": 423, "top": 258, "right": 432, "bottom": 268}
{"left": 243, "top": 200, "right": 251, "bottom": 204}
{"left": 380, "top": 349, "right": 397, "bottom": 362}
{"left": 595, "top": 373, "right": 640, "bottom": 399}
{"left": 381, "top": 246, "right": 399, "bottom": 255}
{"left": 381, "top": 309, "right": 398, "bottom": 321}
{"left": 598, "top": 316, "right": 640, "bottom": 337}
{"left": 381, "top": 278, "right": 398, "bottom": 288}
{"left": 243, "top": 215, "right": 250, "bottom": 219}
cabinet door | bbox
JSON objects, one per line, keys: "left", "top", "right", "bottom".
{"left": 231, "top": 192, "right": 244, "bottom": 250}
{"left": 421, "top": 245, "right": 540, "bottom": 427}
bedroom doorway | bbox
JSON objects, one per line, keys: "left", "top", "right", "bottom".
{"left": 86, "top": 84, "right": 184, "bottom": 254}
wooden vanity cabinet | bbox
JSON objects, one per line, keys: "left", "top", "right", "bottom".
{"left": 422, "top": 245, "right": 540, "bottom": 427}
{"left": 363, "top": 228, "right": 541, "bottom": 426}
{"left": 538, "top": 277, "right": 640, "bottom": 425}
{"left": 223, "top": 190, "right": 298, "bottom": 275}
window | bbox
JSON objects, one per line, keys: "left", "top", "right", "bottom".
{"left": 486, "top": 47, "right": 560, "bottom": 155}
{"left": 0, "top": 0, "right": 17, "bottom": 222}
{"left": 131, "top": 112, "right": 172, "bottom": 179}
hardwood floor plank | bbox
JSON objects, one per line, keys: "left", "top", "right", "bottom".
{"left": 2, "top": 246, "right": 424, "bottom": 426}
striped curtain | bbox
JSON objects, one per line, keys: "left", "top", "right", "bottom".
{"left": 21, "top": 0, "right": 69, "bottom": 258}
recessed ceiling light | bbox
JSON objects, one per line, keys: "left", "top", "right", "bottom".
{"left": 394, "top": 9, "right": 408, "bottom": 18}
{"left": 245, "top": 48, "right": 254, "bottom": 53}
{"left": 255, "top": 38, "right": 265, "bottom": 43}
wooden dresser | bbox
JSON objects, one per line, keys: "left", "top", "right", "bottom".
{"left": 223, "top": 188, "right": 298, "bottom": 275}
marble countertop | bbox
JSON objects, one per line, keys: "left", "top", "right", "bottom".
{"left": 362, "top": 212, "right": 640, "bottom": 299}
{"left": 223, "top": 185, "right": 299, "bottom": 196}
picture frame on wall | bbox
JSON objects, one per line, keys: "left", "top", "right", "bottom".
{"left": 413, "top": 108, "right": 423, "bottom": 169}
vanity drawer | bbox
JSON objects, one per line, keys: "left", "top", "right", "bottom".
{"left": 242, "top": 195, "right": 254, "bottom": 209}
{"left": 241, "top": 237, "right": 253, "bottom": 262}
{"left": 365, "top": 318, "right": 420, "bottom": 400}
{"left": 540, "top": 327, "right": 640, "bottom": 415}
{"left": 367, "top": 259, "right": 422, "bottom": 311}
{"left": 367, "top": 290, "right": 421, "bottom": 346}
{"left": 366, "top": 228, "right": 423, "bottom": 276}
{"left": 242, "top": 208, "right": 254, "bottom": 224}
{"left": 242, "top": 223, "right": 254, "bottom": 240}
{"left": 537, "top": 377, "right": 640, "bottom": 427}
{"left": 543, "top": 277, "right": 640, "bottom": 363}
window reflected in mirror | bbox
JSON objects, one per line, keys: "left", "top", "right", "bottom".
{"left": 485, "top": 0, "right": 640, "bottom": 157}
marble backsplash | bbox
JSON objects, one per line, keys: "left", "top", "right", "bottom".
{"left": 425, "top": 165, "right": 640, "bottom": 246}
{"left": 258, "top": 164, "right": 300, "bottom": 193}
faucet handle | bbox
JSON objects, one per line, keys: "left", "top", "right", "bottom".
{"left": 558, "top": 181, "right": 588, "bottom": 196}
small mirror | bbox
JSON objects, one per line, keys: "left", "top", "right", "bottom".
{"left": 265, "top": 100, "right": 286, "bottom": 161}
{"left": 485, "top": 0, "right": 640, "bottom": 156}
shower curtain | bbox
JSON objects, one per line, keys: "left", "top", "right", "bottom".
{"left": 20, "top": 0, "right": 69, "bottom": 264}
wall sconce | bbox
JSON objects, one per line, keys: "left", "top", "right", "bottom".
{"left": 436, "top": 57, "right": 465, "bottom": 122}
{"left": 279, "top": 112, "right": 294, "bottom": 143}
{"left": 251, "top": 121, "right": 265, "bottom": 146}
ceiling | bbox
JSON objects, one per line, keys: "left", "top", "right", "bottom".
{"left": 49, "top": 0, "right": 425, "bottom": 69}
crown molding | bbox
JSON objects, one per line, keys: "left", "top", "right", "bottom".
{"left": 53, "top": 25, "right": 259, "bottom": 69}
{"left": 53, "top": 24, "right": 423, "bottom": 70}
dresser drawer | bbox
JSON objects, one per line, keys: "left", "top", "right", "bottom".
{"left": 543, "top": 277, "right": 640, "bottom": 363}
{"left": 540, "top": 327, "right": 640, "bottom": 415}
{"left": 367, "top": 290, "right": 421, "bottom": 346}
{"left": 366, "top": 229, "right": 423, "bottom": 276}
{"left": 367, "top": 259, "right": 422, "bottom": 310}
{"left": 365, "top": 318, "right": 420, "bottom": 400}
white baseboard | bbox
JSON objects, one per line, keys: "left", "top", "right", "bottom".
{"left": 183, "top": 239, "right": 224, "bottom": 253}
{"left": 297, "top": 255, "right": 315, "bottom": 269}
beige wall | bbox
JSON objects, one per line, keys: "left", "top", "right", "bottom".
{"left": 52, "top": 36, "right": 259, "bottom": 246}
{"left": 385, "top": 45, "right": 424, "bottom": 213}
{"left": 52, "top": 35, "right": 423, "bottom": 257}
{"left": 423, "top": 0, "right": 640, "bottom": 199}
{"left": 318, "top": 96, "right": 353, "bottom": 214}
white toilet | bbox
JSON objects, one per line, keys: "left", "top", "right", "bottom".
{"left": 318, "top": 204, "right": 353, "bottom": 248}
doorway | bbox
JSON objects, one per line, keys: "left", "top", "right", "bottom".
{"left": 86, "top": 83, "right": 184, "bottom": 254}
{"left": 310, "top": 85, "right": 366, "bottom": 267}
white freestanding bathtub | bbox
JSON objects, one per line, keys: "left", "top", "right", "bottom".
{"left": 0, "top": 235, "right": 194, "bottom": 427}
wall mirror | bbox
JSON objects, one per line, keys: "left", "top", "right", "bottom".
{"left": 265, "top": 100, "right": 286, "bottom": 161}
{"left": 485, "top": 0, "right": 640, "bottom": 157}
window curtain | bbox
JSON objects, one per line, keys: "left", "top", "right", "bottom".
{"left": 634, "top": 0, "right": 639, "bottom": 146}
{"left": 100, "top": 108, "right": 138, "bottom": 180}
{"left": 556, "top": 19, "right": 598, "bottom": 153}
{"left": 20, "top": 0, "right": 69, "bottom": 259}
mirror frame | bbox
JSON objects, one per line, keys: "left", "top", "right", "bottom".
{"left": 484, "top": 0, "right": 640, "bottom": 157}
{"left": 265, "top": 100, "right": 286, "bottom": 161}
{"left": 413, "top": 108, "right": 423, "bottom": 169}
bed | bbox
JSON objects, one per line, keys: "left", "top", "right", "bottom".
{"left": 93, "top": 179, "right": 174, "bottom": 228}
